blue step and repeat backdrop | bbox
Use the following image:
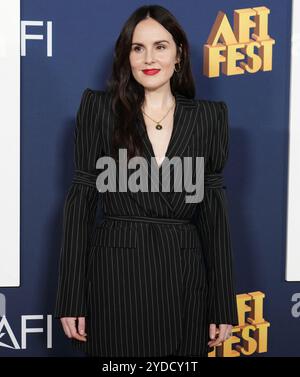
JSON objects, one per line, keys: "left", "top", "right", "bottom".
{"left": 0, "top": 0, "right": 298, "bottom": 357}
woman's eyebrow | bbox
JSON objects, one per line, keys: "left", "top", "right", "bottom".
{"left": 131, "top": 40, "right": 170, "bottom": 46}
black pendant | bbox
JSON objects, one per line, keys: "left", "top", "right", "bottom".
{"left": 155, "top": 124, "right": 162, "bottom": 130}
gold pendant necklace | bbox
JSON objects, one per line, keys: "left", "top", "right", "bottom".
{"left": 142, "top": 98, "right": 175, "bottom": 130}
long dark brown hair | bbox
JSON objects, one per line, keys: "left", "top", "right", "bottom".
{"left": 106, "top": 4, "right": 196, "bottom": 161}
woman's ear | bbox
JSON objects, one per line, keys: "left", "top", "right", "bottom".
{"left": 177, "top": 44, "right": 182, "bottom": 63}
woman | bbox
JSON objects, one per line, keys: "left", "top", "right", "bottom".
{"left": 54, "top": 4, "right": 239, "bottom": 357}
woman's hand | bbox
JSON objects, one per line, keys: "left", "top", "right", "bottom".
{"left": 208, "top": 323, "right": 232, "bottom": 347}
{"left": 60, "top": 317, "right": 87, "bottom": 342}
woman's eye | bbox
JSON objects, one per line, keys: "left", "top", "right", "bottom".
{"left": 132, "top": 45, "right": 166, "bottom": 52}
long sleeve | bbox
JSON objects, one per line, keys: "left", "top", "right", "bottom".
{"left": 195, "top": 101, "right": 239, "bottom": 326}
{"left": 54, "top": 88, "right": 100, "bottom": 318}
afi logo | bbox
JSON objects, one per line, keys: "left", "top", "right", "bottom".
{"left": 21, "top": 20, "right": 53, "bottom": 56}
{"left": 0, "top": 315, "right": 52, "bottom": 349}
{"left": 204, "top": 6, "right": 275, "bottom": 77}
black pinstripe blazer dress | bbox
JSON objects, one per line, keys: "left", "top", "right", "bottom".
{"left": 54, "top": 88, "right": 239, "bottom": 357}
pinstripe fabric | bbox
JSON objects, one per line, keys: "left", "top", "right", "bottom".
{"left": 54, "top": 88, "right": 239, "bottom": 357}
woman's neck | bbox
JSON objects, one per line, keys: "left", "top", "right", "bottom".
{"left": 143, "top": 89, "right": 175, "bottom": 111}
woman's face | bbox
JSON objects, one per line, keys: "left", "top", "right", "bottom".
{"left": 129, "top": 17, "right": 181, "bottom": 92}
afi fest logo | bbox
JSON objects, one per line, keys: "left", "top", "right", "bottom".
{"left": 0, "top": 294, "right": 52, "bottom": 350}
{"left": 208, "top": 291, "right": 270, "bottom": 357}
{"left": 204, "top": 6, "right": 275, "bottom": 77}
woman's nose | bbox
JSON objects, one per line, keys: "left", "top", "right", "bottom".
{"left": 145, "top": 49, "right": 155, "bottom": 64}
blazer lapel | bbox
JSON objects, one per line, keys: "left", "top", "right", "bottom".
{"left": 132, "top": 91, "right": 198, "bottom": 214}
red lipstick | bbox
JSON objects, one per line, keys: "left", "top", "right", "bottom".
{"left": 142, "top": 69, "right": 160, "bottom": 75}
